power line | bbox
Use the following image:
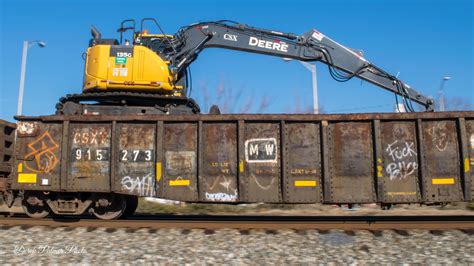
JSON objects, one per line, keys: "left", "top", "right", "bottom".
{"left": 326, "top": 104, "right": 393, "bottom": 113}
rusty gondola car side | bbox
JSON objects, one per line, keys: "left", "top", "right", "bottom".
{"left": 0, "top": 120, "right": 16, "bottom": 196}
{"left": 1, "top": 112, "right": 473, "bottom": 218}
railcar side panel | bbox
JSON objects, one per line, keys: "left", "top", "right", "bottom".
{"left": 67, "top": 123, "right": 111, "bottom": 192}
{"left": 160, "top": 123, "right": 198, "bottom": 201}
{"left": 283, "top": 122, "right": 322, "bottom": 203}
{"left": 13, "top": 122, "right": 62, "bottom": 191}
{"left": 421, "top": 120, "right": 463, "bottom": 202}
{"left": 326, "top": 121, "right": 375, "bottom": 203}
{"left": 240, "top": 122, "right": 281, "bottom": 203}
{"left": 465, "top": 119, "right": 474, "bottom": 200}
{"left": 379, "top": 121, "right": 421, "bottom": 203}
{"left": 199, "top": 122, "right": 238, "bottom": 202}
{"left": 5, "top": 111, "right": 473, "bottom": 205}
{"left": 115, "top": 123, "right": 156, "bottom": 197}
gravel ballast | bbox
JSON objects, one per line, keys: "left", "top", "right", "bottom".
{"left": 0, "top": 226, "right": 472, "bottom": 264}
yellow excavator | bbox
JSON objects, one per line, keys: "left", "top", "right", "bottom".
{"left": 55, "top": 18, "right": 434, "bottom": 115}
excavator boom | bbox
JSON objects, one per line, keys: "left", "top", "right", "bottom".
{"left": 165, "top": 21, "right": 434, "bottom": 111}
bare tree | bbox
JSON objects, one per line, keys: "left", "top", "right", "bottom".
{"left": 444, "top": 97, "right": 473, "bottom": 111}
{"left": 286, "top": 92, "right": 324, "bottom": 114}
{"left": 239, "top": 95, "right": 254, "bottom": 113}
{"left": 257, "top": 96, "right": 271, "bottom": 113}
{"left": 193, "top": 79, "right": 273, "bottom": 114}
{"left": 195, "top": 80, "right": 211, "bottom": 113}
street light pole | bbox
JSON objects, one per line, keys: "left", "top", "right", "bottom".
{"left": 16, "top": 40, "right": 46, "bottom": 116}
{"left": 299, "top": 61, "right": 319, "bottom": 114}
{"left": 283, "top": 58, "right": 319, "bottom": 114}
{"left": 17, "top": 41, "right": 29, "bottom": 116}
{"left": 438, "top": 76, "right": 451, "bottom": 112}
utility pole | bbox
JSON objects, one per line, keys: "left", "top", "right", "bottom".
{"left": 283, "top": 59, "right": 319, "bottom": 114}
{"left": 438, "top": 76, "right": 451, "bottom": 112}
{"left": 17, "top": 40, "right": 46, "bottom": 116}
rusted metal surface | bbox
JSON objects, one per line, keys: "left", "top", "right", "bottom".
{"left": 18, "top": 111, "right": 473, "bottom": 122}
{"left": 0, "top": 120, "right": 16, "bottom": 176}
{"left": 283, "top": 122, "right": 322, "bottom": 203}
{"left": 6, "top": 111, "right": 474, "bottom": 204}
{"left": 200, "top": 123, "right": 238, "bottom": 202}
{"left": 326, "top": 122, "right": 375, "bottom": 203}
{"left": 115, "top": 123, "right": 156, "bottom": 197}
{"left": 466, "top": 120, "right": 474, "bottom": 198}
{"left": 379, "top": 121, "right": 421, "bottom": 203}
{"left": 13, "top": 122, "right": 61, "bottom": 191}
{"left": 68, "top": 123, "right": 111, "bottom": 192}
{"left": 160, "top": 123, "right": 198, "bottom": 201}
{"left": 421, "top": 120, "right": 463, "bottom": 202}
{"left": 241, "top": 122, "right": 281, "bottom": 202}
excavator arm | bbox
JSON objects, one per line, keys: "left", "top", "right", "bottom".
{"left": 162, "top": 21, "right": 434, "bottom": 111}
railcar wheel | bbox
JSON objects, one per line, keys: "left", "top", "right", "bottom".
{"left": 122, "top": 196, "right": 139, "bottom": 218}
{"left": 22, "top": 192, "right": 51, "bottom": 218}
{"left": 91, "top": 194, "right": 126, "bottom": 220}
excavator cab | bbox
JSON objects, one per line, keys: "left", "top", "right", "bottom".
{"left": 82, "top": 19, "right": 183, "bottom": 96}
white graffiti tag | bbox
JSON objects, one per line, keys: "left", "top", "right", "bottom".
{"left": 386, "top": 140, "right": 417, "bottom": 161}
{"left": 121, "top": 173, "right": 155, "bottom": 196}
{"left": 385, "top": 140, "right": 418, "bottom": 180}
{"left": 427, "top": 123, "right": 449, "bottom": 151}
{"left": 205, "top": 190, "right": 238, "bottom": 202}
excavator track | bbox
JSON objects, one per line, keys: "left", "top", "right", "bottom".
{"left": 55, "top": 91, "right": 200, "bottom": 115}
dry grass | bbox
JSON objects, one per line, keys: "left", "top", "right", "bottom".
{"left": 2, "top": 196, "right": 473, "bottom": 215}
{"left": 136, "top": 199, "right": 300, "bottom": 215}
{"left": 136, "top": 198, "right": 474, "bottom": 216}
{"left": 468, "top": 202, "right": 474, "bottom": 210}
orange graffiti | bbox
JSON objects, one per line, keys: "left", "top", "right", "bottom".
{"left": 24, "top": 131, "right": 59, "bottom": 173}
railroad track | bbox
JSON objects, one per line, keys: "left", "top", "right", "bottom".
{"left": 0, "top": 213, "right": 473, "bottom": 230}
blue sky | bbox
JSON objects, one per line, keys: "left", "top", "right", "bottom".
{"left": 0, "top": 0, "right": 472, "bottom": 119}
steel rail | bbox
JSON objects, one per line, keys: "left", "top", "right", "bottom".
{"left": 0, "top": 214, "right": 473, "bottom": 230}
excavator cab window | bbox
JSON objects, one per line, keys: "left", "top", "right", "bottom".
{"left": 136, "top": 36, "right": 174, "bottom": 55}
{"left": 137, "top": 18, "right": 176, "bottom": 56}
